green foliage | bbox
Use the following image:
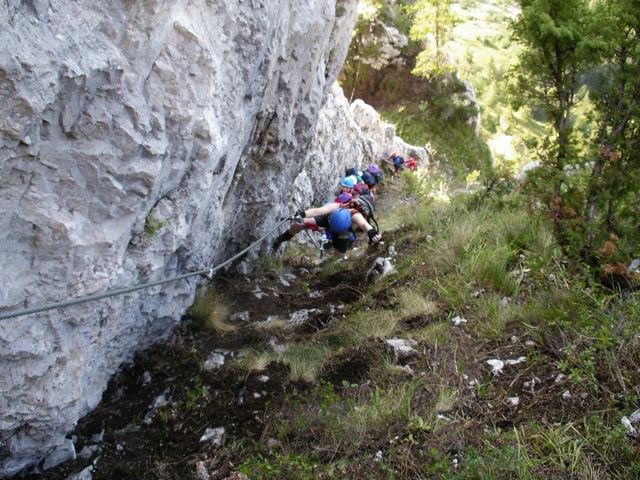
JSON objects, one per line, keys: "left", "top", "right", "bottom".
{"left": 505, "top": 0, "right": 640, "bottom": 266}
{"left": 409, "top": 0, "right": 459, "bottom": 79}
{"left": 144, "top": 208, "right": 167, "bottom": 239}
{"left": 238, "top": 452, "right": 319, "bottom": 480}
{"left": 182, "top": 376, "right": 209, "bottom": 413}
{"left": 580, "top": 0, "right": 640, "bottom": 261}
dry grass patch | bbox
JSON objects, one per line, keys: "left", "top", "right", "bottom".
{"left": 273, "top": 342, "right": 330, "bottom": 383}
{"left": 337, "top": 310, "right": 399, "bottom": 345}
{"left": 188, "top": 287, "right": 236, "bottom": 333}
{"left": 237, "top": 349, "right": 274, "bottom": 373}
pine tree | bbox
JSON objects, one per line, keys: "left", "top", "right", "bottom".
{"left": 509, "top": 0, "right": 603, "bottom": 233}
{"left": 410, "top": 0, "right": 459, "bottom": 79}
{"left": 584, "top": 0, "right": 640, "bottom": 259}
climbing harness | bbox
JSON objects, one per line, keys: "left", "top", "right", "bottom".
{"left": 0, "top": 217, "right": 293, "bottom": 320}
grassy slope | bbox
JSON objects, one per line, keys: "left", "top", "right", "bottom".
{"left": 233, "top": 171, "right": 640, "bottom": 479}
{"left": 231, "top": 173, "right": 640, "bottom": 479}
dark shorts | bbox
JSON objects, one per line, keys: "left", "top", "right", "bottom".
{"left": 315, "top": 215, "right": 354, "bottom": 253}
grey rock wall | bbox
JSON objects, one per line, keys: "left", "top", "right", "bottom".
{"left": 0, "top": 0, "right": 425, "bottom": 476}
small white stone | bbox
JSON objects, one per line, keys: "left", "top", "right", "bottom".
{"left": 452, "top": 316, "right": 467, "bottom": 326}
{"left": 386, "top": 338, "right": 418, "bottom": 360}
{"left": 629, "top": 409, "right": 640, "bottom": 424}
{"left": 230, "top": 311, "right": 250, "bottom": 322}
{"left": 199, "top": 427, "right": 225, "bottom": 448}
{"left": 622, "top": 416, "right": 637, "bottom": 437}
{"left": 204, "top": 351, "right": 227, "bottom": 370}
{"left": 486, "top": 359, "right": 504, "bottom": 374}
{"left": 505, "top": 356, "right": 526, "bottom": 365}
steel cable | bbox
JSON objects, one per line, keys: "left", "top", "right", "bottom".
{"left": 0, "top": 217, "right": 292, "bottom": 320}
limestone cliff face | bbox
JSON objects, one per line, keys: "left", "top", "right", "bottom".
{"left": 0, "top": 0, "right": 425, "bottom": 475}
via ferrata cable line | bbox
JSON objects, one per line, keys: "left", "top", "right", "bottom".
{"left": 0, "top": 217, "right": 292, "bottom": 320}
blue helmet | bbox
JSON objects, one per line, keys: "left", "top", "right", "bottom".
{"left": 341, "top": 176, "right": 356, "bottom": 188}
{"left": 329, "top": 208, "right": 352, "bottom": 234}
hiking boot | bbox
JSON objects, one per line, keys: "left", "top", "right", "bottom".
{"left": 272, "top": 231, "right": 294, "bottom": 250}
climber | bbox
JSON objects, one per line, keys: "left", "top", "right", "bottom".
{"left": 366, "top": 165, "right": 383, "bottom": 184}
{"left": 404, "top": 156, "right": 417, "bottom": 169}
{"left": 344, "top": 166, "right": 382, "bottom": 190}
{"left": 272, "top": 194, "right": 382, "bottom": 254}
{"left": 361, "top": 170, "right": 378, "bottom": 193}
{"left": 338, "top": 175, "right": 358, "bottom": 195}
{"left": 387, "top": 152, "right": 404, "bottom": 177}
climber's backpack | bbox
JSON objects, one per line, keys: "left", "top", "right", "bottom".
{"left": 353, "top": 192, "right": 379, "bottom": 233}
{"left": 361, "top": 171, "right": 377, "bottom": 188}
{"left": 367, "top": 165, "right": 383, "bottom": 183}
{"left": 353, "top": 193, "right": 374, "bottom": 218}
{"left": 352, "top": 182, "right": 370, "bottom": 197}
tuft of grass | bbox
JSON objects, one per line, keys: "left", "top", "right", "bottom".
{"left": 296, "top": 380, "right": 425, "bottom": 443}
{"left": 334, "top": 310, "right": 399, "bottom": 346}
{"left": 277, "top": 342, "right": 330, "bottom": 383}
{"left": 396, "top": 289, "right": 439, "bottom": 321}
{"left": 517, "top": 422, "right": 590, "bottom": 478}
{"left": 347, "top": 381, "right": 423, "bottom": 438}
{"left": 237, "top": 349, "right": 274, "bottom": 373}
{"left": 254, "top": 316, "right": 289, "bottom": 331}
{"left": 433, "top": 386, "right": 459, "bottom": 414}
{"left": 410, "top": 321, "right": 451, "bottom": 348}
{"left": 238, "top": 452, "right": 319, "bottom": 480}
{"left": 316, "top": 255, "right": 352, "bottom": 280}
{"left": 237, "top": 342, "right": 331, "bottom": 383}
{"left": 465, "top": 243, "right": 519, "bottom": 296}
{"left": 188, "top": 287, "right": 235, "bottom": 332}
{"left": 473, "top": 292, "right": 518, "bottom": 339}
